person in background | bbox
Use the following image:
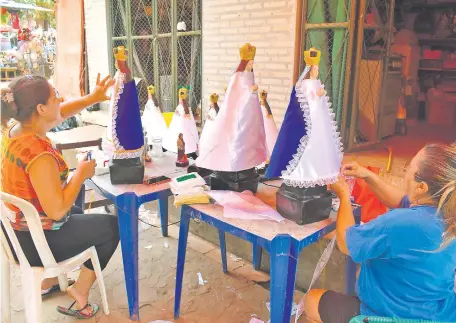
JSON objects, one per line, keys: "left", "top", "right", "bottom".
{"left": 304, "top": 143, "right": 456, "bottom": 323}
{"left": 1, "top": 74, "right": 119, "bottom": 319}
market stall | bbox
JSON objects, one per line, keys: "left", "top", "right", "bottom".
{"left": 0, "top": 0, "right": 55, "bottom": 79}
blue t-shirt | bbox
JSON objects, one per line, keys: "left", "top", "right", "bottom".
{"left": 346, "top": 196, "right": 456, "bottom": 320}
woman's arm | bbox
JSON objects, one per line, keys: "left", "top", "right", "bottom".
{"left": 364, "top": 172, "right": 404, "bottom": 209}
{"left": 60, "top": 74, "right": 114, "bottom": 119}
{"left": 336, "top": 192, "right": 355, "bottom": 255}
{"left": 28, "top": 154, "right": 94, "bottom": 221}
{"left": 342, "top": 162, "right": 405, "bottom": 209}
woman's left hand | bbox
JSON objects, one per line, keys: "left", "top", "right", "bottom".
{"left": 90, "top": 73, "right": 115, "bottom": 103}
{"left": 330, "top": 176, "right": 350, "bottom": 198}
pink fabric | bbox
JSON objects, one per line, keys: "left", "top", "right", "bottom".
{"left": 196, "top": 71, "right": 267, "bottom": 171}
{"left": 207, "top": 190, "right": 284, "bottom": 222}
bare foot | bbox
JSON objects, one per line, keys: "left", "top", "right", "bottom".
{"left": 66, "top": 284, "right": 94, "bottom": 315}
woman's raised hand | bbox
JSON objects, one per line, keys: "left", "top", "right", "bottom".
{"left": 90, "top": 73, "right": 115, "bottom": 103}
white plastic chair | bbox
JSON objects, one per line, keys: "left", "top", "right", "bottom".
{"left": 0, "top": 192, "right": 109, "bottom": 323}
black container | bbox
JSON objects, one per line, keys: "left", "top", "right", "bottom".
{"left": 109, "top": 158, "right": 145, "bottom": 184}
{"left": 276, "top": 184, "right": 332, "bottom": 225}
{"left": 209, "top": 168, "right": 260, "bottom": 193}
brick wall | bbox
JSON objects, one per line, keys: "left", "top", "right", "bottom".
{"left": 202, "top": 0, "right": 298, "bottom": 125}
{"left": 84, "top": 0, "right": 110, "bottom": 102}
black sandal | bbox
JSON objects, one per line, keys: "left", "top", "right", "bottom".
{"left": 56, "top": 301, "right": 99, "bottom": 319}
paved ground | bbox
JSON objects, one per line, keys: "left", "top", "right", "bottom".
{"left": 7, "top": 205, "right": 307, "bottom": 323}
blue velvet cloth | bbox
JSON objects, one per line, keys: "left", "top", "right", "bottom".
{"left": 265, "top": 87, "right": 307, "bottom": 178}
{"left": 115, "top": 81, "right": 144, "bottom": 151}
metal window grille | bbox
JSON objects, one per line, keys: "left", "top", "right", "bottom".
{"left": 301, "top": 0, "right": 355, "bottom": 128}
{"left": 301, "top": 0, "right": 395, "bottom": 150}
{"left": 108, "top": 0, "right": 202, "bottom": 121}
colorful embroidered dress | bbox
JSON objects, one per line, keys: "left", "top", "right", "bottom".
{"left": 1, "top": 125, "right": 69, "bottom": 231}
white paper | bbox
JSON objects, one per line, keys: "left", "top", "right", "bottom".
{"left": 207, "top": 190, "right": 284, "bottom": 222}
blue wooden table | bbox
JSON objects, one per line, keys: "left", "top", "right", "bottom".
{"left": 84, "top": 152, "right": 188, "bottom": 321}
{"left": 174, "top": 181, "right": 361, "bottom": 323}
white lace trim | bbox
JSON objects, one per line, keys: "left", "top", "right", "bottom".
{"left": 283, "top": 172, "right": 340, "bottom": 188}
{"left": 102, "top": 72, "right": 144, "bottom": 159}
{"left": 281, "top": 73, "right": 344, "bottom": 188}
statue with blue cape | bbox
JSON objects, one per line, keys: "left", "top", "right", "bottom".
{"left": 266, "top": 48, "right": 343, "bottom": 224}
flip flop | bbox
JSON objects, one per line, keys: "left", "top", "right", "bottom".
{"left": 42, "top": 279, "right": 75, "bottom": 297}
{"left": 56, "top": 301, "right": 99, "bottom": 319}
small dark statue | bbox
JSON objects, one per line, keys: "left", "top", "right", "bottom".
{"left": 176, "top": 133, "right": 189, "bottom": 167}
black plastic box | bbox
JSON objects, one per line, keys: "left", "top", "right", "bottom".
{"left": 109, "top": 158, "right": 145, "bottom": 185}
{"left": 276, "top": 184, "right": 332, "bottom": 225}
{"left": 209, "top": 168, "right": 260, "bottom": 193}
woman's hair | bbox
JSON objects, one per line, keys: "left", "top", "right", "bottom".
{"left": 236, "top": 60, "right": 253, "bottom": 73}
{"left": 417, "top": 143, "right": 456, "bottom": 246}
{"left": 1, "top": 75, "right": 51, "bottom": 127}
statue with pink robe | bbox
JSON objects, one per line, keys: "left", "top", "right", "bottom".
{"left": 196, "top": 43, "right": 267, "bottom": 173}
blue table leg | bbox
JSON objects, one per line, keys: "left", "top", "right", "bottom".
{"left": 270, "top": 235, "right": 299, "bottom": 323}
{"left": 158, "top": 193, "right": 169, "bottom": 237}
{"left": 174, "top": 206, "right": 191, "bottom": 319}
{"left": 116, "top": 193, "right": 140, "bottom": 321}
{"left": 218, "top": 230, "right": 227, "bottom": 274}
{"left": 252, "top": 244, "right": 262, "bottom": 270}
{"left": 345, "top": 207, "right": 361, "bottom": 296}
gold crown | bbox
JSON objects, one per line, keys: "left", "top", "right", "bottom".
{"left": 147, "top": 85, "right": 155, "bottom": 95}
{"left": 304, "top": 48, "right": 321, "bottom": 66}
{"left": 259, "top": 90, "right": 267, "bottom": 99}
{"left": 178, "top": 87, "right": 188, "bottom": 100}
{"left": 239, "top": 43, "right": 256, "bottom": 61}
{"left": 113, "top": 46, "right": 128, "bottom": 61}
{"left": 210, "top": 93, "right": 219, "bottom": 103}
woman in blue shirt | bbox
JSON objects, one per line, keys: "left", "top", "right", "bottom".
{"left": 304, "top": 143, "right": 456, "bottom": 323}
